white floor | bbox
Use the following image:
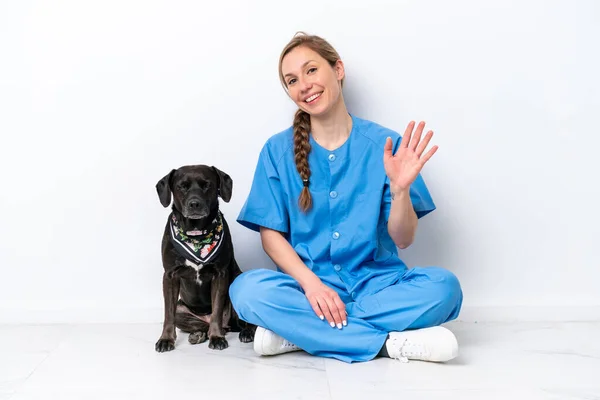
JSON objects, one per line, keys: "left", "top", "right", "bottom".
{"left": 1, "top": 321, "right": 599, "bottom": 400}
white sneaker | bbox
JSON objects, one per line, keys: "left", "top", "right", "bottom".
{"left": 253, "top": 326, "right": 302, "bottom": 356}
{"left": 385, "top": 326, "right": 458, "bottom": 363}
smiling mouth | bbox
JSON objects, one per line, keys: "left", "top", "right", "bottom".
{"left": 305, "top": 92, "right": 323, "bottom": 103}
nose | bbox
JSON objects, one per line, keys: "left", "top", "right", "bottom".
{"left": 301, "top": 82, "right": 312, "bottom": 92}
{"left": 299, "top": 77, "right": 312, "bottom": 92}
{"left": 188, "top": 200, "right": 200, "bottom": 209}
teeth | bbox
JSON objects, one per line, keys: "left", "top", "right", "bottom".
{"left": 305, "top": 92, "right": 322, "bottom": 102}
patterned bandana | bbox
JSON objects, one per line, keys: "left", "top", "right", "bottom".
{"left": 169, "top": 211, "right": 224, "bottom": 264}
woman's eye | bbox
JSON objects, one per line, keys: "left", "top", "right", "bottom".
{"left": 308, "top": 67, "right": 317, "bottom": 74}
{"left": 288, "top": 78, "right": 296, "bottom": 85}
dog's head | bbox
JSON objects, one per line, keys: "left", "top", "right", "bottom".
{"left": 156, "top": 165, "right": 232, "bottom": 220}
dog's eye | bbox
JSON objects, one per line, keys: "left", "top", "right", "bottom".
{"left": 200, "top": 181, "right": 212, "bottom": 190}
{"left": 178, "top": 182, "right": 190, "bottom": 190}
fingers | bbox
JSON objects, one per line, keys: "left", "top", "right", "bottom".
{"left": 307, "top": 286, "right": 349, "bottom": 330}
{"left": 415, "top": 130, "right": 434, "bottom": 158}
{"left": 322, "top": 296, "right": 345, "bottom": 329}
{"left": 333, "top": 296, "right": 347, "bottom": 327}
{"left": 420, "top": 144, "right": 439, "bottom": 165}
{"left": 321, "top": 297, "right": 337, "bottom": 328}
{"left": 317, "top": 297, "right": 336, "bottom": 327}
{"left": 308, "top": 294, "right": 347, "bottom": 330}
{"left": 410, "top": 121, "right": 426, "bottom": 152}
{"left": 383, "top": 136, "right": 393, "bottom": 159}
{"left": 403, "top": 121, "right": 436, "bottom": 157}
{"left": 400, "top": 121, "right": 415, "bottom": 148}
{"left": 308, "top": 297, "right": 325, "bottom": 321}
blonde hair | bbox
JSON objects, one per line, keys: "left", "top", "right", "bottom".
{"left": 278, "top": 32, "right": 344, "bottom": 212}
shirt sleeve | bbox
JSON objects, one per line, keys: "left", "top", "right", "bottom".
{"left": 236, "top": 144, "right": 290, "bottom": 233}
{"left": 381, "top": 135, "right": 436, "bottom": 220}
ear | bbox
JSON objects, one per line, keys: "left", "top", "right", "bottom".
{"left": 334, "top": 59, "right": 345, "bottom": 82}
{"left": 212, "top": 166, "right": 233, "bottom": 203}
{"left": 156, "top": 169, "right": 176, "bottom": 207}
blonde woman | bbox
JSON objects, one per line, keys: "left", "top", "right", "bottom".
{"left": 230, "top": 32, "right": 462, "bottom": 364}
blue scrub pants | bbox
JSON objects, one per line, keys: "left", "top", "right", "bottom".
{"left": 229, "top": 266, "right": 463, "bottom": 363}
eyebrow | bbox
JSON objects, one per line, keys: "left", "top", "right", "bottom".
{"left": 283, "top": 60, "right": 316, "bottom": 78}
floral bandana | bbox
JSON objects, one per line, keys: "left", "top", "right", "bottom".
{"left": 169, "top": 212, "right": 224, "bottom": 264}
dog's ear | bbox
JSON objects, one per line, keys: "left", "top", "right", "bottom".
{"left": 156, "top": 169, "right": 176, "bottom": 207}
{"left": 212, "top": 166, "right": 232, "bottom": 203}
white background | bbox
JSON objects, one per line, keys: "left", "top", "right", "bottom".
{"left": 1, "top": 0, "right": 598, "bottom": 323}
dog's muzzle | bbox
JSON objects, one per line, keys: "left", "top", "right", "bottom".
{"left": 184, "top": 198, "right": 209, "bottom": 219}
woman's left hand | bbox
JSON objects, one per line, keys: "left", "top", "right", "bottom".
{"left": 384, "top": 121, "right": 438, "bottom": 192}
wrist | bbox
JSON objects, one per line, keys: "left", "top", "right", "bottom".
{"left": 297, "top": 271, "right": 321, "bottom": 290}
{"left": 389, "top": 184, "right": 410, "bottom": 199}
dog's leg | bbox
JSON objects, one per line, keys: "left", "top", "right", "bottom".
{"left": 208, "top": 271, "right": 229, "bottom": 350}
{"left": 237, "top": 314, "right": 257, "bottom": 343}
{"left": 155, "top": 272, "right": 180, "bottom": 352}
{"left": 229, "top": 259, "right": 256, "bottom": 343}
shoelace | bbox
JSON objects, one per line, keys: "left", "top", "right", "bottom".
{"left": 389, "top": 337, "right": 427, "bottom": 363}
{"left": 282, "top": 340, "right": 298, "bottom": 349}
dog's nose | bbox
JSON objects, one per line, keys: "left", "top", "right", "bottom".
{"left": 188, "top": 200, "right": 200, "bottom": 209}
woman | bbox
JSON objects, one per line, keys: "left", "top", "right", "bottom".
{"left": 229, "top": 32, "right": 463, "bottom": 364}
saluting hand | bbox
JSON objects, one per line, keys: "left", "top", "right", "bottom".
{"left": 384, "top": 121, "right": 438, "bottom": 192}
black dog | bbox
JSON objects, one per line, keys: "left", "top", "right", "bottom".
{"left": 154, "top": 165, "right": 255, "bottom": 352}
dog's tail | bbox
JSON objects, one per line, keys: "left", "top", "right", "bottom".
{"left": 175, "top": 313, "right": 209, "bottom": 333}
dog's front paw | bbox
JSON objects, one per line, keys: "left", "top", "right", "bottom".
{"left": 239, "top": 328, "right": 254, "bottom": 343}
{"left": 155, "top": 338, "right": 175, "bottom": 352}
{"left": 188, "top": 331, "right": 207, "bottom": 345}
{"left": 208, "top": 336, "right": 229, "bottom": 350}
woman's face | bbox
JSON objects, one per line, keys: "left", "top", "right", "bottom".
{"left": 281, "top": 45, "right": 344, "bottom": 118}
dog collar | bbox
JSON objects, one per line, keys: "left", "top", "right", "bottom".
{"left": 169, "top": 212, "right": 225, "bottom": 264}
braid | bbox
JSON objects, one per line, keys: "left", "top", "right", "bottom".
{"left": 279, "top": 32, "right": 344, "bottom": 212}
{"left": 293, "top": 109, "right": 312, "bottom": 212}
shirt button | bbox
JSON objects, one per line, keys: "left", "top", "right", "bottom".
{"left": 329, "top": 191, "right": 338, "bottom": 198}
{"left": 334, "top": 264, "right": 341, "bottom": 271}
{"left": 328, "top": 153, "right": 336, "bottom": 161}
{"left": 332, "top": 231, "right": 340, "bottom": 239}
{"left": 352, "top": 291, "right": 357, "bottom": 298}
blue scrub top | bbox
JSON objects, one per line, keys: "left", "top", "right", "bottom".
{"left": 237, "top": 114, "right": 436, "bottom": 300}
